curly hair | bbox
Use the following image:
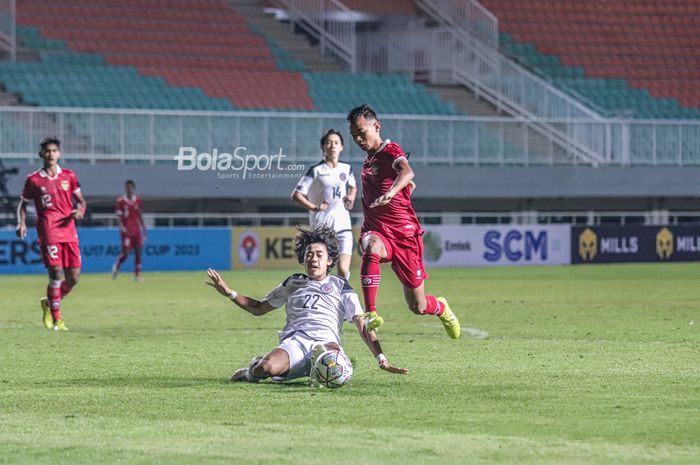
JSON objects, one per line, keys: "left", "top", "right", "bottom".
{"left": 294, "top": 225, "right": 339, "bottom": 272}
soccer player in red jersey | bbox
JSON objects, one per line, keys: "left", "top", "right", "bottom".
{"left": 16, "top": 137, "right": 87, "bottom": 331}
{"left": 347, "top": 104, "right": 461, "bottom": 338}
{"left": 112, "top": 180, "right": 146, "bottom": 281}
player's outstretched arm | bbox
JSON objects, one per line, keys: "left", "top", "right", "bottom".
{"left": 205, "top": 268, "right": 275, "bottom": 316}
{"left": 291, "top": 191, "right": 327, "bottom": 212}
{"left": 15, "top": 198, "right": 28, "bottom": 238}
{"left": 353, "top": 315, "right": 408, "bottom": 375}
{"left": 369, "top": 158, "right": 415, "bottom": 208}
{"left": 343, "top": 186, "right": 357, "bottom": 210}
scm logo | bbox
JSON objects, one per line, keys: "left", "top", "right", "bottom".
{"left": 483, "top": 230, "right": 547, "bottom": 262}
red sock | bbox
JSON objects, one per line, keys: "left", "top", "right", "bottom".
{"left": 47, "top": 282, "right": 62, "bottom": 322}
{"left": 60, "top": 281, "right": 74, "bottom": 299}
{"left": 360, "top": 253, "right": 381, "bottom": 313}
{"left": 423, "top": 295, "right": 445, "bottom": 316}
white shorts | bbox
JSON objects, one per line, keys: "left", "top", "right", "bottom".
{"left": 272, "top": 332, "right": 340, "bottom": 382}
{"left": 336, "top": 229, "right": 354, "bottom": 256}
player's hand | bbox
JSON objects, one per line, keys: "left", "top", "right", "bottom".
{"left": 205, "top": 268, "right": 233, "bottom": 296}
{"left": 71, "top": 209, "right": 84, "bottom": 220}
{"left": 343, "top": 195, "right": 354, "bottom": 210}
{"left": 370, "top": 192, "right": 394, "bottom": 208}
{"left": 15, "top": 224, "right": 27, "bottom": 239}
{"left": 379, "top": 359, "right": 409, "bottom": 375}
{"left": 316, "top": 201, "right": 329, "bottom": 212}
{"left": 408, "top": 181, "right": 416, "bottom": 195}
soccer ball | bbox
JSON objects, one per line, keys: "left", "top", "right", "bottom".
{"left": 312, "top": 350, "right": 353, "bottom": 388}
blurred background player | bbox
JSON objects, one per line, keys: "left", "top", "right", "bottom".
{"left": 205, "top": 226, "right": 407, "bottom": 384}
{"left": 291, "top": 129, "right": 356, "bottom": 279}
{"left": 347, "top": 104, "right": 461, "bottom": 338}
{"left": 112, "top": 180, "right": 146, "bottom": 281}
{"left": 15, "top": 137, "right": 87, "bottom": 331}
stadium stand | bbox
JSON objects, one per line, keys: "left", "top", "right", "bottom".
{"left": 482, "top": 0, "right": 700, "bottom": 118}
{"left": 0, "top": 0, "right": 458, "bottom": 115}
{"left": 341, "top": 0, "right": 416, "bottom": 15}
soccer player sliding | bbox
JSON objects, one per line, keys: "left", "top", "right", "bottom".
{"left": 205, "top": 226, "right": 407, "bottom": 385}
{"left": 16, "top": 137, "right": 87, "bottom": 331}
{"left": 347, "top": 104, "right": 461, "bottom": 337}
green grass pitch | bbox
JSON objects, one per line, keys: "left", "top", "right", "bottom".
{"left": 1, "top": 263, "right": 699, "bottom": 465}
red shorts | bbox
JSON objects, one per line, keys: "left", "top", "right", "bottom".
{"left": 41, "top": 242, "right": 82, "bottom": 269}
{"left": 121, "top": 232, "right": 143, "bottom": 249}
{"left": 360, "top": 231, "right": 428, "bottom": 289}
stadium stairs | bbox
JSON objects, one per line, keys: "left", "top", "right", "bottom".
{"left": 228, "top": 0, "right": 342, "bottom": 72}
{"left": 480, "top": 0, "right": 700, "bottom": 119}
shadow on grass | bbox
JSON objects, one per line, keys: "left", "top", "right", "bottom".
{"left": 46, "top": 376, "right": 389, "bottom": 396}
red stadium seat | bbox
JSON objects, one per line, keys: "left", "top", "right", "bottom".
{"left": 482, "top": 0, "right": 700, "bottom": 112}
{"left": 16, "top": 0, "right": 316, "bottom": 110}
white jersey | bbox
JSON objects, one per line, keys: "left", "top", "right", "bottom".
{"left": 293, "top": 161, "right": 356, "bottom": 232}
{"left": 263, "top": 273, "right": 364, "bottom": 345}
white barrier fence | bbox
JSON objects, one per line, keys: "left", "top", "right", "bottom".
{"left": 1, "top": 107, "right": 699, "bottom": 166}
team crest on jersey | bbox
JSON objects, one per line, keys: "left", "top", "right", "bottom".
{"left": 340, "top": 173, "right": 347, "bottom": 181}
{"left": 371, "top": 164, "right": 380, "bottom": 175}
{"left": 60, "top": 180, "right": 70, "bottom": 191}
{"left": 320, "top": 283, "right": 333, "bottom": 293}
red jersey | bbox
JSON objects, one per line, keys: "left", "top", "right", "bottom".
{"left": 116, "top": 195, "right": 143, "bottom": 235}
{"left": 360, "top": 140, "right": 421, "bottom": 240}
{"left": 21, "top": 165, "right": 81, "bottom": 244}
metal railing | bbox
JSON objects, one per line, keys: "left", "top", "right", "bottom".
{"left": 357, "top": 27, "right": 607, "bottom": 165}
{"left": 0, "top": 0, "right": 15, "bottom": 61}
{"left": 415, "top": 0, "right": 498, "bottom": 48}
{"left": 0, "top": 107, "right": 699, "bottom": 166}
{"left": 272, "top": 0, "right": 356, "bottom": 71}
{"left": 86, "top": 211, "right": 700, "bottom": 227}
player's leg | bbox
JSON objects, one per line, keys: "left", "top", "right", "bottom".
{"left": 359, "top": 232, "right": 392, "bottom": 331}
{"left": 336, "top": 230, "right": 353, "bottom": 280}
{"left": 43, "top": 265, "right": 64, "bottom": 330}
{"left": 394, "top": 236, "right": 460, "bottom": 338}
{"left": 48, "top": 243, "right": 81, "bottom": 331}
{"left": 112, "top": 235, "right": 132, "bottom": 279}
{"left": 40, "top": 243, "right": 66, "bottom": 330}
{"left": 230, "top": 335, "right": 299, "bottom": 383}
{"left": 254, "top": 348, "right": 291, "bottom": 378}
{"left": 61, "top": 267, "right": 80, "bottom": 299}
{"left": 231, "top": 348, "right": 290, "bottom": 383}
{"left": 133, "top": 245, "right": 142, "bottom": 281}
{"left": 402, "top": 283, "right": 460, "bottom": 339}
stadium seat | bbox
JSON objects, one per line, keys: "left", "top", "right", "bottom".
{"left": 488, "top": 1, "right": 700, "bottom": 119}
